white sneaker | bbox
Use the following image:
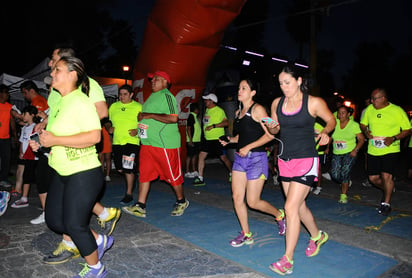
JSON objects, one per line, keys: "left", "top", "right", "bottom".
{"left": 184, "top": 172, "right": 194, "bottom": 178}
{"left": 322, "top": 173, "right": 331, "bottom": 180}
{"left": 30, "top": 211, "right": 45, "bottom": 224}
{"left": 105, "top": 176, "right": 111, "bottom": 182}
{"left": 313, "top": 187, "right": 322, "bottom": 195}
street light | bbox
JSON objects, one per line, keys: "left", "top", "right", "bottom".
{"left": 122, "top": 65, "right": 130, "bottom": 84}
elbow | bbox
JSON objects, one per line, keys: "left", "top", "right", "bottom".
{"left": 91, "top": 130, "right": 101, "bottom": 145}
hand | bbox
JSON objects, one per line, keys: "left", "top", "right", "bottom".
{"left": 316, "top": 132, "right": 330, "bottom": 146}
{"left": 38, "top": 130, "right": 54, "bottom": 148}
{"left": 29, "top": 139, "right": 41, "bottom": 152}
{"left": 128, "top": 129, "right": 138, "bottom": 137}
{"left": 205, "top": 125, "right": 213, "bottom": 131}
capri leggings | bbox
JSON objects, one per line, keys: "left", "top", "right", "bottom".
{"left": 45, "top": 167, "right": 103, "bottom": 257}
{"left": 330, "top": 153, "right": 356, "bottom": 184}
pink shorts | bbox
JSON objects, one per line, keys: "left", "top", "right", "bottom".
{"left": 278, "top": 157, "right": 319, "bottom": 186}
{"left": 139, "top": 145, "right": 184, "bottom": 186}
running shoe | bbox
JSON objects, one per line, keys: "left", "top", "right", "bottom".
{"left": 193, "top": 177, "right": 205, "bottom": 187}
{"left": 122, "top": 203, "right": 146, "bottom": 218}
{"left": 184, "top": 172, "right": 194, "bottom": 178}
{"left": 276, "top": 209, "right": 286, "bottom": 236}
{"left": 362, "top": 179, "right": 372, "bottom": 187}
{"left": 230, "top": 231, "right": 254, "bottom": 247}
{"left": 378, "top": 202, "right": 391, "bottom": 216}
{"left": 305, "top": 230, "right": 328, "bottom": 257}
{"left": 43, "top": 241, "right": 80, "bottom": 264}
{"left": 11, "top": 198, "right": 29, "bottom": 208}
{"left": 97, "top": 208, "right": 121, "bottom": 236}
{"left": 0, "top": 191, "right": 10, "bottom": 216}
{"left": 312, "top": 187, "right": 322, "bottom": 195}
{"left": 97, "top": 235, "right": 114, "bottom": 260}
{"left": 74, "top": 263, "right": 107, "bottom": 278}
{"left": 322, "top": 173, "right": 331, "bottom": 180}
{"left": 269, "top": 255, "right": 294, "bottom": 275}
{"left": 171, "top": 200, "right": 189, "bottom": 216}
{"left": 30, "top": 211, "right": 45, "bottom": 224}
{"left": 120, "top": 194, "right": 133, "bottom": 205}
{"left": 104, "top": 176, "right": 111, "bottom": 182}
{"left": 338, "top": 194, "right": 348, "bottom": 204}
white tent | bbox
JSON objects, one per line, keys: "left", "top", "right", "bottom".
{"left": 0, "top": 73, "right": 49, "bottom": 103}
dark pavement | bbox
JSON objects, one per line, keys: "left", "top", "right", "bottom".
{"left": 0, "top": 154, "right": 412, "bottom": 277}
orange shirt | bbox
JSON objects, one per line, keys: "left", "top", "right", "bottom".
{"left": 0, "top": 102, "right": 12, "bottom": 139}
{"left": 31, "top": 94, "right": 49, "bottom": 112}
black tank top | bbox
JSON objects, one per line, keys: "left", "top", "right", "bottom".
{"left": 233, "top": 103, "right": 266, "bottom": 152}
{"left": 276, "top": 93, "right": 317, "bottom": 160}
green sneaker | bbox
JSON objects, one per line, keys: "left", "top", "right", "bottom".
{"left": 43, "top": 241, "right": 80, "bottom": 264}
{"left": 171, "top": 200, "right": 189, "bottom": 216}
{"left": 122, "top": 203, "right": 146, "bottom": 218}
{"left": 193, "top": 177, "right": 205, "bottom": 187}
{"left": 97, "top": 207, "right": 121, "bottom": 235}
{"left": 339, "top": 194, "right": 348, "bottom": 204}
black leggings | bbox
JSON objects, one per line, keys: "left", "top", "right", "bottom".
{"left": 45, "top": 167, "right": 103, "bottom": 257}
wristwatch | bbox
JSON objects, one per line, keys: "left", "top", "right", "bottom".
{"left": 392, "top": 136, "right": 397, "bottom": 141}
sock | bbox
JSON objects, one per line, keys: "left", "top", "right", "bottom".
{"left": 177, "top": 198, "right": 186, "bottom": 204}
{"left": 98, "top": 208, "right": 109, "bottom": 220}
{"left": 96, "top": 234, "right": 103, "bottom": 245}
{"left": 198, "top": 176, "right": 203, "bottom": 181}
{"left": 311, "top": 231, "right": 322, "bottom": 241}
{"left": 20, "top": 196, "right": 28, "bottom": 202}
{"left": 62, "top": 239, "right": 76, "bottom": 249}
{"left": 244, "top": 231, "right": 252, "bottom": 237}
{"left": 88, "top": 261, "right": 102, "bottom": 269}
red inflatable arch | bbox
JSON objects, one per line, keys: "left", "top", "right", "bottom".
{"left": 132, "top": 0, "right": 246, "bottom": 164}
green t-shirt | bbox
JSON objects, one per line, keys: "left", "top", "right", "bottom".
{"left": 138, "top": 88, "right": 180, "bottom": 148}
{"left": 331, "top": 119, "right": 361, "bottom": 155}
{"left": 186, "top": 112, "right": 201, "bottom": 143}
{"left": 361, "top": 103, "right": 411, "bottom": 156}
{"left": 203, "top": 105, "right": 226, "bottom": 140}
{"left": 109, "top": 100, "right": 142, "bottom": 146}
{"left": 47, "top": 89, "right": 101, "bottom": 176}
{"left": 48, "top": 77, "right": 105, "bottom": 109}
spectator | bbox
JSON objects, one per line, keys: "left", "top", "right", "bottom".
{"left": 193, "top": 93, "right": 232, "bottom": 186}
{"left": 220, "top": 78, "right": 286, "bottom": 248}
{"left": 0, "top": 85, "right": 18, "bottom": 188}
{"left": 108, "top": 84, "right": 142, "bottom": 204}
{"left": 360, "top": 88, "right": 411, "bottom": 216}
{"left": 266, "top": 62, "right": 336, "bottom": 275}
{"left": 122, "top": 70, "right": 189, "bottom": 217}
{"left": 30, "top": 56, "right": 112, "bottom": 277}
{"left": 98, "top": 117, "right": 112, "bottom": 182}
{"left": 10, "top": 106, "right": 41, "bottom": 209}
{"left": 185, "top": 102, "right": 201, "bottom": 178}
{"left": 330, "top": 105, "right": 364, "bottom": 204}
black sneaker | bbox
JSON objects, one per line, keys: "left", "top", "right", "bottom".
{"left": 120, "top": 194, "right": 133, "bottom": 205}
{"left": 378, "top": 202, "right": 391, "bottom": 216}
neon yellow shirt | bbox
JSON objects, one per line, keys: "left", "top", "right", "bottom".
{"left": 48, "top": 77, "right": 105, "bottom": 109}
{"left": 331, "top": 119, "right": 361, "bottom": 155}
{"left": 186, "top": 112, "right": 201, "bottom": 143}
{"left": 203, "top": 105, "right": 226, "bottom": 140}
{"left": 109, "top": 100, "right": 142, "bottom": 145}
{"left": 361, "top": 103, "right": 411, "bottom": 155}
{"left": 314, "top": 121, "right": 325, "bottom": 155}
{"left": 47, "top": 89, "right": 101, "bottom": 176}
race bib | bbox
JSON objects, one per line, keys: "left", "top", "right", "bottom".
{"left": 371, "top": 137, "right": 386, "bottom": 149}
{"left": 138, "top": 123, "right": 148, "bottom": 139}
{"left": 122, "top": 153, "right": 135, "bottom": 169}
{"left": 333, "top": 140, "right": 347, "bottom": 151}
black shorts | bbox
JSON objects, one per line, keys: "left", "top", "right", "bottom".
{"left": 22, "top": 159, "right": 37, "bottom": 184}
{"left": 367, "top": 153, "right": 399, "bottom": 176}
{"left": 112, "top": 144, "right": 140, "bottom": 174}
{"left": 200, "top": 139, "right": 226, "bottom": 158}
{"left": 186, "top": 142, "right": 200, "bottom": 158}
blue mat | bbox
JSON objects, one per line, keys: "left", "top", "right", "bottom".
{"left": 185, "top": 178, "right": 412, "bottom": 241}
{"left": 101, "top": 183, "right": 397, "bottom": 277}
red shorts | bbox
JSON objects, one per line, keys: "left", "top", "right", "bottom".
{"left": 139, "top": 145, "right": 183, "bottom": 186}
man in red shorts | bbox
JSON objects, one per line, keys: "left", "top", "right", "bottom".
{"left": 122, "top": 70, "right": 189, "bottom": 217}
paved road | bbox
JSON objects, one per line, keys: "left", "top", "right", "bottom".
{"left": 0, "top": 155, "right": 411, "bottom": 277}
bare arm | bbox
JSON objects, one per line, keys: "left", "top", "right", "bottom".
{"left": 139, "top": 112, "right": 178, "bottom": 124}
{"left": 309, "top": 96, "right": 336, "bottom": 145}
{"left": 268, "top": 97, "right": 281, "bottom": 134}
{"left": 94, "top": 101, "right": 108, "bottom": 120}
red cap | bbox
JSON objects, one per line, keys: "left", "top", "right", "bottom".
{"left": 148, "top": 70, "right": 171, "bottom": 84}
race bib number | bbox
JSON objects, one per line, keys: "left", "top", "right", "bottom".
{"left": 371, "top": 137, "right": 386, "bottom": 148}
{"left": 122, "top": 153, "right": 135, "bottom": 169}
{"left": 138, "top": 123, "right": 148, "bottom": 139}
{"left": 333, "top": 140, "right": 347, "bottom": 151}
{"left": 203, "top": 116, "right": 210, "bottom": 126}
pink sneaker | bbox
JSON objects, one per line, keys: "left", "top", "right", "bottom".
{"left": 305, "top": 230, "right": 328, "bottom": 257}
{"left": 269, "top": 255, "right": 294, "bottom": 275}
{"left": 229, "top": 231, "right": 253, "bottom": 247}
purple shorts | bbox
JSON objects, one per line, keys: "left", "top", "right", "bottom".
{"left": 232, "top": 152, "right": 268, "bottom": 180}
